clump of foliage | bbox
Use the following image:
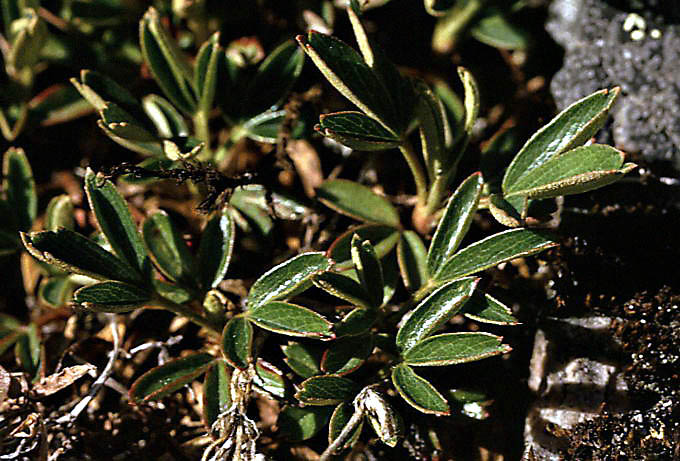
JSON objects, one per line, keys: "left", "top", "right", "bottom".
{"left": 1, "top": 1, "right": 637, "bottom": 459}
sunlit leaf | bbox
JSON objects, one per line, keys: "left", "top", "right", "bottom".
{"left": 296, "top": 374, "right": 359, "bottom": 406}
{"left": 391, "top": 363, "right": 449, "bottom": 415}
{"left": 197, "top": 210, "right": 235, "bottom": 289}
{"left": 221, "top": 315, "right": 253, "bottom": 369}
{"left": 130, "top": 353, "right": 215, "bottom": 403}
{"left": 317, "top": 111, "right": 400, "bottom": 151}
{"left": 462, "top": 291, "right": 518, "bottom": 325}
{"left": 248, "top": 301, "right": 333, "bottom": 339}
{"left": 403, "top": 332, "right": 510, "bottom": 366}
{"left": 350, "top": 235, "right": 383, "bottom": 307}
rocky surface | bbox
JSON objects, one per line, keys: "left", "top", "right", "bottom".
{"left": 546, "top": 0, "right": 680, "bottom": 168}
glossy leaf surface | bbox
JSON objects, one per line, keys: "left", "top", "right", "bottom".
{"left": 197, "top": 210, "right": 235, "bottom": 289}
{"left": 130, "top": 353, "right": 214, "bottom": 403}
{"left": 248, "top": 302, "right": 333, "bottom": 339}
{"left": 397, "top": 231, "right": 429, "bottom": 292}
{"left": 247, "top": 252, "right": 331, "bottom": 309}
{"left": 392, "top": 363, "right": 449, "bottom": 415}
{"left": 202, "top": 360, "right": 232, "bottom": 427}
{"left": 282, "top": 342, "right": 323, "bottom": 378}
{"left": 221, "top": 315, "right": 253, "bottom": 369}
{"left": 321, "top": 334, "right": 373, "bottom": 375}
{"left": 327, "top": 224, "right": 400, "bottom": 270}
{"left": 74, "top": 281, "right": 151, "bottom": 313}
{"left": 403, "top": 332, "right": 509, "bottom": 366}
{"left": 462, "top": 291, "right": 518, "bottom": 324}
{"left": 295, "top": 375, "right": 359, "bottom": 405}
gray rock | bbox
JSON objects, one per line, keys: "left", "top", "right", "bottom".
{"left": 547, "top": 0, "right": 680, "bottom": 168}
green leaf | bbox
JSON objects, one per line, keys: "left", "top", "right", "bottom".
{"left": 21, "top": 229, "right": 143, "bottom": 284}
{"left": 321, "top": 335, "right": 373, "bottom": 376}
{"left": 350, "top": 236, "right": 384, "bottom": 307}
{"left": 38, "top": 276, "right": 73, "bottom": 307}
{"left": 312, "top": 271, "right": 373, "bottom": 309}
{"left": 296, "top": 375, "right": 359, "bottom": 406}
{"left": 96, "top": 119, "right": 163, "bottom": 157}
{"left": 254, "top": 359, "right": 287, "bottom": 398}
{"left": 74, "top": 281, "right": 151, "bottom": 313}
{"left": 282, "top": 342, "right": 323, "bottom": 378}
{"left": 45, "top": 195, "right": 74, "bottom": 231}
{"left": 427, "top": 172, "right": 483, "bottom": 274}
{"left": 503, "top": 88, "right": 620, "bottom": 193}
{"left": 396, "top": 277, "right": 478, "bottom": 352}
{"left": 99, "top": 103, "right": 158, "bottom": 142}
{"left": 380, "top": 249, "right": 400, "bottom": 305}
{"left": 329, "top": 402, "right": 363, "bottom": 450}
{"left": 153, "top": 280, "right": 193, "bottom": 304}
{"left": 202, "top": 360, "right": 232, "bottom": 427}
{"left": 327, "top": 224, "right": 401, "bottom": 271}
{"left": 221, "top": 315, "right": 253, "bottom": 369}
{"left": 297, "top": 31, "right": 398, "bottom": 132}
{"left": 130, "top": 353, "right": 215, "bottom": 403}
{"left": 15, "top": 323, "right": 41, "bottom": 381}
{"left": 142, "top": 94, "right": 189, "bottom": 138}
{"left": 197, "top": 210, "right": 235, "bottom": 290}
{"left": 391, "top": 363, "right": 449, "bottom": 415}
{"left": 335, "top": 307, "right": 377, "bottom": 337}
{"left": 249, "top": 302, "right": 333, "bottom": 339}
{"left": 3, "top": 147, "right": 36, "bottom": 232}
{"left": 317, "top": 111, "right": 401, "bottom": 151}
{"left": 321, "top": 334, "right": 373, "bottom": 375}
{"left": 425, "top": 0, "right": 456, "bottom": 16}
{"left": 505, "top": 144, "right": 635, "bottom": 199}
{"left": 487, "top": 193, "right": 522, "bottom": 228}
{"left": 403, "top": 332, "right": 510, "bottom": 366}
{"left": 278, "top": 405, "right": 333, "bottom": 442}
{"left": 317, "top": 179, "right": 400, "bottom": 227}
{"left": 71, "top": 69, "right": 139, "bottom": 113}
{"left": 241, "top": 110, "right": 285, "bottom": 143}
{"left": 471, "top": 9, "right": 529, "bottom": 50}
{"left": 143, "top": 211, "right": 196, "bottom": 285}
{"left": 194, "top": 32, "right": 223, "bottom": 114}
{"left": 458, "top": 67, "right": 479, "bottom": 138}
{"left": 397, "top": 230, "right": 429, "bottom": 292}
{"left": 139, "top": 7, "right": 196, "bottom": 115}
{"left": 434, "top": 229, "right": 558, "bottom": 283}
{"left": 246, "top": 40, "right": 304, "bottom": 117}
{"left": 84, "top": 169, "right": 149, "bottom": 276}
{"left": 462, "top": 291, "right": 518, "bottom": 325}
{"left": 415, "top": 81, "right": 451, "bottom": 177}
{"left": 8, "top": 8, "right": 47, "bottom": 70}
{"left": 247, "top": 252, "right": 331, "bottom": 309}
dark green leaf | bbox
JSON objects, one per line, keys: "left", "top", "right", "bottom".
{"left": 462, "top": 291, "right": 518, "bottom": 325}
{"left": 380, "top": 248, "right": 400, "bottom": 305}
{"left": 38, "top": 276, "right": 73, "bottom": 307}
{"left": 335, "top": 307, "right": 377, "bottom": 338}
{"left": 142, "top": 94, "right": 189, "bottom": 138}
{"left": 229, "top": 188, "right": 273, "bottom": 236}
{"left": 15, "top": 323, "right": 41, "bottom": 381}
{"left": 317, "top": 179, "right": 400, "bottom": 227}
{"left": 202, "top": 360, "right": 231, "bottom": 427}
{"left": 74, "top": 281, "right": 151, "bottom": 313}
{"left": 321, "top": 334, "right": 373, "bottom": 375}
{"left": 278, "top": 405, "right": 333, "bottom": 442}
{"left": 221, "top": 315, "right": 253, "bottom": 369}
{"left": 297, "top": 31, "right": 398, "bottom": 132}
{"left": 139, "top": 7, "right": 196, "bottom": 115}
{"left": 247, "top": 252, "right": 331, "bottom": 309}
{"left": 282, "top": 341, "right": 323, "bottom": 378}
{"left": 45, "top": 195, "right": 74, "bottom": 231}
{"left": 434, "top": 229, "right": 558, "bottom": 283}
{"left": 143, "top": 211, "right": 196, "bottom": 285}
{"left": 329, "top": 402, "right": 363, "bottom": 450}
{"left": 248, "top": 301, "right": 333, "bottom": 339}
{"left": 97, "top": 120, "right": 163, "bottom": 157}
{"left": 71, "top": 69, "right": 139, "bottom": 112}
{"left": 427, "top": 172, "right": 483, "bottom": 274}
{"left": 327, "top": 224, "right": 400, "bottom": 271}
{"left": 391, "top": 363, "right": 449, "bottom": 415}
{"left": 152, "top": 280, "right": 194, "bottom": 304}
{"left": 197, "top": 210, "right": 235, "bottom": 289}
{"left": 241, "top": 110, "right": 285, "bottom": 143}
{"left": 3, "top": 147, "right": 36, "bottom": 232}
{"left": 317, "top": 111, "right": 401, "bottom": 151}
{"left": 130, "top": 353, "right": 215, "bottom": 403}
{"left": 403, "top": 332, "right": 510, "bottom": 366}
{"left": 471, "top": 10, "right": 529, "bottom": 50}
{"left": 254, "top": 359, "right": 287, "bottom": 398}
{"left": 415, "top": 81, "right": 451, "bottom": 177}
{"left": 503, "top": 88, "right": 620, "bottom": 193}
{"left": 397, "top": 231, "right": 429, "bottom": 292}
{"left": 84, "top": 169, "right": 149, "bottom": 276}
{"left": 351, "top": 235, "right": 384, "bottom": 307}
{"left": 21, "top": 229, "right": 143, "bottom": 284}
{"left": 505, "top": 144, "right": 635, "bottom": 199}
{"left": 194, "top": 32, "right": 223, "bottom": 114}
{"left": 312, "top": 271, "right": 373, "bottom": 309}
{"left": 99, "top": 103, "right": 158, "bottom": 142}
{"left": 246, "top": 40, "right": 304, "bottom": 116}
{"left": 296, "top": 375, "right": 359, "bottom": 406}
{"left": 396, "top": 277, "right": 478, "bottom": 352}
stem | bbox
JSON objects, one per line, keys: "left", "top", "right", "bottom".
{"left": 399, "top": 138, "right": 428, "bottom": 207}
{"left": 319, "top": 406, "right": 365, "bottom": 461}
{"left": 423, "top": 171, "right": 449, "bottom": 218}
{"left": 193, "top": 110, "right": 212, "bottom": 161}
{"left": 152, "top": 295, "right": 220, "bottom": 335}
